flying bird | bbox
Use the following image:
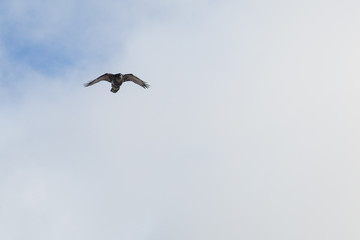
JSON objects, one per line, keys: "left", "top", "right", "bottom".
{"left": 84, "top": 73, "right": 150, "bottom": 93}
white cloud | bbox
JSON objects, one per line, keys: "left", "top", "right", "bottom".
{"left": 1, "top": 0, "right": 360, "bottom": 239}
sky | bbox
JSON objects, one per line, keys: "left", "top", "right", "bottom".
{"left": 1, "top": 0, "right": 360, "bottom": 239}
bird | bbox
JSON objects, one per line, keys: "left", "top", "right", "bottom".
{"left": 84, "top": 73, "right": 150, "bottom": 93}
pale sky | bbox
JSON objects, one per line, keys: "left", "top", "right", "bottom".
{"left": 1, "top": 0, "right": 360, "bottom": 239}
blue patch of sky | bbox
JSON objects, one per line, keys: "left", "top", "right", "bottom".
{"left": 2, "top": 26, "right": 75, "bottom": 76}
{"left": 8, "top": 41, "right": 73, "bottom": 75}
{"left": 0, "top": 0, "right": 175, "bottom": 82}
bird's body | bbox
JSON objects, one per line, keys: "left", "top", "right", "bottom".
{"left": 84, "top": 73, "right": 149, "bottom": 93}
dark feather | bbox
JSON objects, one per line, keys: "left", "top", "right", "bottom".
{"left": 84, "top": 73, "right": 112, "bottom": 87}
{"left": 123, "top": 74, "right": 150, "bottom": 89}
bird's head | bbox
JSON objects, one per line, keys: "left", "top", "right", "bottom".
{"left": 111, "top": 86, "right": 120, "bottom": 93}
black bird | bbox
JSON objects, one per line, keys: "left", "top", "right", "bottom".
{"left": 84, "top": 73, "right": 150, "bottom": 93}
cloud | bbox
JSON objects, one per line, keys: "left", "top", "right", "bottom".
{"left": 1, "top": 0, "right": 360, "bottom": 239}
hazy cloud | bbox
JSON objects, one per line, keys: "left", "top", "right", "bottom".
{"left": 1, "top": 0, "right": 360, "bottom": 239}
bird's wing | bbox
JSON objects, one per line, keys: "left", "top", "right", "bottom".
{"left": 84, "top": 73, "right": 112, "bottom": 87}
{"left": 123, "top": 74, "right": 150, "bottom": 88}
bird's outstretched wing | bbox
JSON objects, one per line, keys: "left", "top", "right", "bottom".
{"left": 84, "top": 73, "right": 112, "bottom": 87}
{"left": 123, "top": 74, "right": 150, "bottom": 88}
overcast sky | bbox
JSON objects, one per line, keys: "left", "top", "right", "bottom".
{"left": 1, "top": 0, "right": 360, "bottom": 239}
